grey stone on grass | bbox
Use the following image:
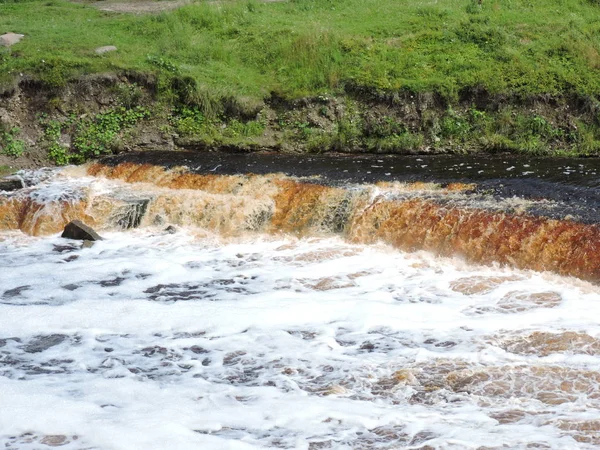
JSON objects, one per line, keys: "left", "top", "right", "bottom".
{"left": 95, "top": 45, "right": 117, "bottom": 55}
{"left": 0, "top": 33, "right": 24, "bottom": 47}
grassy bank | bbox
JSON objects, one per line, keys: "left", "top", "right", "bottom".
{"left": 2, "top": 0, "right": 600, "bottom": 160}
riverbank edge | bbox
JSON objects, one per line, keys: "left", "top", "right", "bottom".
{"left": 2, "top": 72, "right": 600, "bottom": 169}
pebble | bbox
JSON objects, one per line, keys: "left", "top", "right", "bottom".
{"left": 95, "top": 45, "right": 117, "bottom": 55}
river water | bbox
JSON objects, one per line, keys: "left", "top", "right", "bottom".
{"left": 1, "top": 153, "right": 600, "bottom": 449}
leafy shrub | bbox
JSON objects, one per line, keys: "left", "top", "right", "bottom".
{"left": 0, "top": 127, "right": 25, "bottom": 157}
{"left": 71, "top": 107, "right": 150, "bottom": 161}
{"left": 41, "top": 107, "right": 150, "bottom": 165}
{"left": 170, "top": 106, "right": 206, "bottom": 136}
{"left": 440, "top": 110, "right": 471, "bottom": 140}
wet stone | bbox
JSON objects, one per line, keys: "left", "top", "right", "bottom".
{"left": 112, "top": 199, "right": 149, "bottom": 229}
{"left": 434, "top": 341, "right": 456, "bottom": 348}
{"left": 61, "top": 220, "right": 104, "bottom": 241}
{"left": 223, "top": 351, "right": 246, "bottom": 366}
{"left": 2, "top": 285, "right": 30, "bottom": 298}
{"left": 62, "top": 284, "right": 80, "bottom": 291}
{"left": 189, "top": 345, "right": 209, "bottom": 354}
{"left": 0, "top": 178, "right": 24, "bottom": 192}
{"left": 52, "top": 244, "right": 78, "bottom": 254}
{"left": 287, "top": 330, "right": 318, "bottom": 340}
{"left": 24, "top": 334, "right": 68, "bottom": 353}
{"left": 499, "top": 331, "right": 600, "bottom": 356}
{"left": 141, "top": 346, "right": 168, "bottom": 357}
{"left": 144, "top": 283, "right": 216, "bottom": 302}
{"left": 360, "top": 342, "right": 376, "bottom": 352}
{"left": 26, "top": 366, "right": 60, "bottom": 375}
{"left": 449, "top": 276, "right": 520, "bottom": 295}
{"left": 40, "top": 434, "right": 68, "bottom": 447}
{"left": 82, "top": 240, "right": 95, "bottom": 249}
{"left": 99, "top": 277, "right": 126, "bottom": 287}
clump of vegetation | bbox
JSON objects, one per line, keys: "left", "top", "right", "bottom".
{"left": 41, "top": 107, "right": 150, "bottom": 165}
{"left": 0, "top": 127, "right": 25, "bottom": 158}
{"left": 169, "top": 106, "right": 265, "bottom": 146}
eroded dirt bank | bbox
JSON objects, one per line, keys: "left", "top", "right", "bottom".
{"left": 2, "top": 74, "right": 600, "bottom": 170}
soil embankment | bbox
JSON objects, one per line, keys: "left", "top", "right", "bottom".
{"left": 2, "top": 75, "right": 600, "bottom": 170}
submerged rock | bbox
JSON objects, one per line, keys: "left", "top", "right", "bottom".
{"left": 61, "top": 220, "right": 104, "bottom": 241}
{"left": 40, "top": 435, "right": 68, "bottom": 447}
{"left": 0, "top": 32, "right": 24, "bottom": 47}
{"left": 24, "top": 334, "right": 68, "bottom": 353}
{"left": 112, "top": 198, "right": 149, "bottom": 229}
{"left": 82, "top": 240, "right": 95, "bottom": 249}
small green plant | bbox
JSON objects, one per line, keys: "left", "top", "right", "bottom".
{"left": 332, "top": 116, "right": 362, "bottom": 151}
{"left": 440, "top": 110, "right": 471, "bottom": 141}
{"left": 146, "top": 54, "right": 180, "bottom": 74}
{"left": 115, "top": 83, "right": 144, "bottom": 109}
{"left": 41, "top": 119, "right": 70, "bottom": 165}
{"left": 0, "top": 127, "right": 25, "bottom": 157}
{"left": 41, "top": 107, "right": 150, "bottom": 165}
{"left": 368, "top": 116, "right": 407, "bottom": 137}
{"left": 170, "top": 106, "right": 207, "bottom": 136}
{"left": 223, "top": 119, "right": 265, "bottom": 138}
{"left": 72, "top": 107, "right": 150, "bottom": 161}
{"left": 293, "top": 121, "right": 313, "bottom": 140}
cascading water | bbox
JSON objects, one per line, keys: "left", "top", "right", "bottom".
{"left": 2, "top": 153, "right": 600, "bottom": 449}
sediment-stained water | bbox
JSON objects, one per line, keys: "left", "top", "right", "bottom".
{"left": 2, "top": 159, "right": 600, "bottom": 449}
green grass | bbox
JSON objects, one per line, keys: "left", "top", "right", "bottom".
{"left": 0, "top": 165, "right": 16, "bottom": 176}
{"left": 2, "top": 0, "right": 600, "bottom": 102}
{"left": 2, "top": 0, "right": 600, "bottom": 157}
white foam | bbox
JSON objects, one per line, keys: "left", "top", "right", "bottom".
{"left": 1, "top": 228, "right": 600, "bottom": 448}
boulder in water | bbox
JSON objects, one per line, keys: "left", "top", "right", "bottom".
{"left": 0, "top": 177, "right": 24, "bottom": 192}
{"left": 61, "top": 220, "right": 104, "bottom": 241}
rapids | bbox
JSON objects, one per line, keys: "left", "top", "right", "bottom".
{"left": 1, "top": 153, "right": 600, "bottom": 449}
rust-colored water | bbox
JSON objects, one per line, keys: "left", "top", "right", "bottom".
{"left": 3, "top": 162, "right": 600, "bottom": 281}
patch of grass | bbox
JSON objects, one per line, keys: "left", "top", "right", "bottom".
{"left": 365, "top": 132, "right": 425, "bottom": 154}
{"left": 0, "top": 166, "right": 15, "bottom": 176}
{"left": 169, "top": 105, "right": 265, "bottom": 147}
{"left": 2, "top": 0, "right": 600, "bottom": 103}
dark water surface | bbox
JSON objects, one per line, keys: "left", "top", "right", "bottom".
{"left": 102, "top": 151, "right": 600, "bottom": 223}
{"left": 102, "top": 151, "right": 600, "bottom": 186}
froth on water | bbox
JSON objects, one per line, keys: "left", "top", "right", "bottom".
{"left": 2, "top": 162, "right": 600, "bottom": 281}
{"left": 0, "top": 228, "right": 600, "bottom": 448}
